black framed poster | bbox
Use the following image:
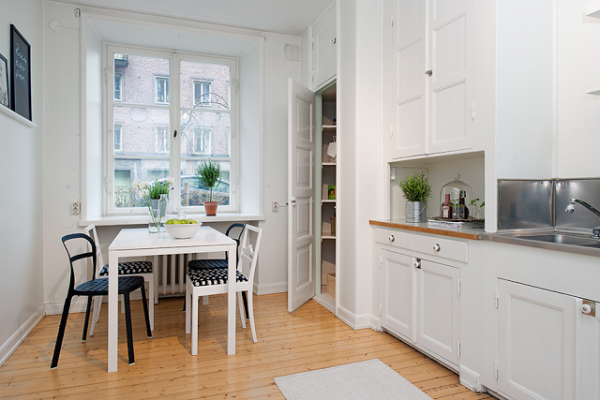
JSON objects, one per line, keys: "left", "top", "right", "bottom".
{"left": 10, "top": 24, "right": 31, "bottom": 121}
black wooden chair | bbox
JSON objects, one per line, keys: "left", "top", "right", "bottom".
{"left": 51, "top": 233, "right": 152, "bottom": 369}
{"left": 186, "top": 223, "right": 249, "bottom": 317}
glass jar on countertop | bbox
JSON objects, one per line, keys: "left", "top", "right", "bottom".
{"left": 440, "top": 175, "right": 472, "bottom": 220}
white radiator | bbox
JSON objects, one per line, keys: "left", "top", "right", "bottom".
{"left": 154, "top": 253, "right": 192, "bottom": 297}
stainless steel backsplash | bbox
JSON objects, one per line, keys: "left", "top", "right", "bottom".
{"left": 498, "top": 180, "right": 554, "bottom": 231}
{"left": 498, "top": 178, "right": 600, "bottom": 233}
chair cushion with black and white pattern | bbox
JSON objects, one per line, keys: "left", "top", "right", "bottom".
{"left": 188, "top": 259, "right": 228, "bottom": 270}
{"left": 188, "top": 268, "right": 248, "bottom": 287}
{"left": 98, "top": 261, "right": 153, "bottom": 276}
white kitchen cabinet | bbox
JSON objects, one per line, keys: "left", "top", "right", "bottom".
{"left": 497, "top": 279, "right": 600, "bottom": 400}
{"left": 311, "top": 3, "right": 337, "bottom": 91}
{"left": 388, "top": 0, "right": 473, "bottom": 158}
{"left": 380, "top": 246, "right": 461, "bottom": 368}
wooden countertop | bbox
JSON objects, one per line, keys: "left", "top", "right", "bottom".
{"left": 369, "top": 218, "right": 483, "bottom": 241}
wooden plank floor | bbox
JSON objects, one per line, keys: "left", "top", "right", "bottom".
{"left": 0, "top": 293, "right": 494, "bottom": 399}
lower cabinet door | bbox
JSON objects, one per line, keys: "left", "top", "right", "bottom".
{"left": 381, "top": 249, "right": 415, "bottom": 340}
{"left": 497, "top": 279, "right": 581, "bottom": 400}
{"left": 415, "top": 260, "right": 460, "bottom": 365}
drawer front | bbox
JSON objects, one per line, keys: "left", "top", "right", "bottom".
{"left": 374, "top": 228, "right": 413, "bottom": 251}
{"left": 414, "top": 235, "right": 468, "bottom": 263}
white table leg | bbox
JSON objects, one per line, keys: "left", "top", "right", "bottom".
{"left": 108, "top": 252, "right": 119, "bottom": 372}
{"left": 227, "top": 243, "right": 237, "bottom": 355}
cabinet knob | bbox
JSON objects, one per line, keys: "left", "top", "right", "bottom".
{"left": 425, "top": 70, "right": 433, "bottom": 77}
{"left": 433, "top": 243, "right": 441, "bottom": 252}
{"left": 413, "top": 259, "right": 421, "bottom": 269}
{"left": 332, "top": 38, "right": 337, "bottom": 44}
{"left": 582, "top": 301, "right": 596, "bottom": 316}
{"left": 388, "top": 235, "right": 395, "bottom": 243}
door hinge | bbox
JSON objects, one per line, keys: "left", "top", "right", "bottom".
{"left": 390, "top": 124, "right": 394, "bottom": 139}
{"left": 471, "top": 103, "right": 476, "bottom": 120}
{"left": 494, "top": 359, "right": 499, "bottom": 379}
{"left": 379, "top": 256, "right": 383, "bottom": 270}
{"left": 457, "top": 278, "right": 461, "bottom": 296}
{"left": 458, "top": 341, "right": 461, "bottom": 357}
{"left": 311, "top": 73, "right": 314, "bottom": 82}
{"left": 104, "top": 68, "right": 108, "bottom": 83}
{"left": 379, "top": 303, "right": 382, "bottom": 317}
{"left": 495, "top": 289, "right": 500, "bottom": 308}
{"left": 311, "top": 39, "right": 314, "bottom": 50}
{"left": 390, "top": 15, "right": 394, "bottom": 28}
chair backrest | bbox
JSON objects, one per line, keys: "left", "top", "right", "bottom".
{"left": 225, "top": 223, "right": 245, "bottom": 263}
{"left": 238, "top": 225, "right": 263, "bottom": 286}
{"left": 62, "top": 233, "right": 98, "bottom": 294}
{"left": 85, "top": 224, "right": 104, "bottom": 278}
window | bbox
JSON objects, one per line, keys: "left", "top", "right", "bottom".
{"left": 193, "top": 81, "right": 211, "bottom": 107}
{"left": 114, "top": 124, "right": 122, "bottom": 151}
{"left": 193, "top": 128, "right": 211, "bottom": 154}
{"left": 155, "top": 125, "right": 170, "bottom": 153}
{"left": 114, "top": 74, "right": 123, "bottom": 101}
{"left": 155, "top": 77, "right": 169, "bottom": 104}
{"left": 106, "top": 46, "right": 237, "bottom": 214}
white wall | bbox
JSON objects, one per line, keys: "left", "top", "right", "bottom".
{"left": 0, "top": 0, "right": 45, "bottom": 366}
{"left": 556, "top": 0, "right": 600, "bottom": 178}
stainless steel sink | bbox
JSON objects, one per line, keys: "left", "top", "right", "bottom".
{"left": 517, "top": 234, "right": 600, "bottom": 247}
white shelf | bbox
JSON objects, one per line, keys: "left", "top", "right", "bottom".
{"left": 322, "top": 162, "right": 336, "bottom": 166}
{"left": 586, "top": 87, "right": 600, "bottom": 95}
{"left": 0, "top": 104, "right": 36, "bottom": 128}
{"left": 322, "top": 235, "right": 336, "bottom": 240}
{"left": 322, "top": 199, "right": 336, "bottom": 203}
{"left": 586, "top": 0, "right": 600, "bottom": 18}
{"left": 323, "top": 125, "right": 337, "bottom": 132}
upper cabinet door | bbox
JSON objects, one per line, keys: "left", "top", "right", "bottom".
{"left": 312, "top": 4, "right": 337, "bottom": 91}
{"left": 391, "top": 0, "right": 427, "bottom": 158}
{"left": 428, "top": 0, "right": 473, "bottom": 154}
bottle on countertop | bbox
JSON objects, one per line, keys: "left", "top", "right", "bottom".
{"left": 441, "top": 193, "right": 452, "bottom": 219}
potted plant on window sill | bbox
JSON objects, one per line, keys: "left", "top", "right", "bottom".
{"left": 197, "top": 159, "right": 221, "bottom": 216}
{"left": 398, "top": 171, "right": 432, "bottom": 223}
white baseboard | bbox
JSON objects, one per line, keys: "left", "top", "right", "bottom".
{"left": 45, "top": 297, "right": 89, "bottom": 315}
{"left": 313, "top": 293, "right": 335, "bottom": 313}
{"left": 370, "top": 315, "right": 383, "bottom": 332}
{"left": 336, "top": 305, "right": 371, "bottom": 330}
{"left": 0, "top": 305, "right": 45, "bottom": 367}
{"left": 460, "top": 365, "right": 483, "bottom": 392}
{"left": 254, "top": 281, "right": 286, "bottom": 295}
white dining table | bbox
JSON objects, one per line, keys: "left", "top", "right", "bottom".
{"left": 107, "top": 226, "right": 237, "bottom": 372}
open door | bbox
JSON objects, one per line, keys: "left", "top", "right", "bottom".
{"left": 287, "top": 78, "right": 316, "bottom": 312}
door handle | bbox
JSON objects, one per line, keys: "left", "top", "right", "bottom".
{"left": 425, "top": 70, "right": 433, "bottom": 77}
{"left": 290, "top": 198, "right": 297, "bottom": 206}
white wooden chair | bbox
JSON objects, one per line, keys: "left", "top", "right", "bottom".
{"left": 85, "top": 224, "right": 155, "bottom": 333}
{"left": 185, "top": 224, "right": 262, "bottom": 356}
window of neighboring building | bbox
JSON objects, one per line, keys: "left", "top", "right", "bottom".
{"left": 114, "top": 124, "right": 122, "bottom": 151}
{"left": 155, "top": 77, "right": 170, "bottom": 104}
{"left": 155, "top": 125, "right": 170, "bottom": 153}
{"left": 106, "top": 46, "right": 236, "bottom": 214}
{"left": 193, "top": 81, "right": 211, "bottom": 107}
{"left": 114, "top": 74, "right": 123, "bottom": 101}
{"left": 193, "top": 128, "right": 211, "bottom": 154}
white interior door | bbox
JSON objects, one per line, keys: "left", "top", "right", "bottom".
{"left": 498, "top": 279, "right": 580, "bottom": 400}
{"left": 287, "top": 78, "right": 316, "bottom": 312}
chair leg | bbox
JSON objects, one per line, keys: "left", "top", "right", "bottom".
{"left": 90, "top": 296, "right": 102, "bottom": 336}
{"left": 242, "top": 292, "right": 249, "bottom": 320}
{"left": 185, "top": 280, "right": 191, "bottom": 334}
{"left": 140, "top": 285, "right": 152, "bottom": 338}
{"left": 191, "top": 289, "right": 199, "bottom": 356}
{"left": 82, "top": 296, "right": 93, "bottom": 342}
{"left": 237, "top": 292, "right": 246, "bottom": 329}
{"left": 247, "top": 290, "right": 257, "bottom": 343}
{"left": 146, "top": 277, "right": 154, "bottom": 331}
{"left": 123, "top": 293, "right": 135, "bottom": 365}
{"left": 50, "top": 295, "right": 73, "bottom": 369}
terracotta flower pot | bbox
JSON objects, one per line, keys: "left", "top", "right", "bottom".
{"left": 204, "top": 201, "right": 218, "bottom": 216}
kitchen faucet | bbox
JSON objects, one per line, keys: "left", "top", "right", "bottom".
{"left": 565, "top": 198, "right": 600, "bottom": 238}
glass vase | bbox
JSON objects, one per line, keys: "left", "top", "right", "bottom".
{"left": 148, "top": 194, "right": 168, "bottom": 233}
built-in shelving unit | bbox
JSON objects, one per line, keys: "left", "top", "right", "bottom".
{"left": 586, "top": 0, "right": 600, "bottom": 18}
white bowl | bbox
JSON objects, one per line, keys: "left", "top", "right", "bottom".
{"left": 165, "top": 222, "right": 202, "bottom": 239}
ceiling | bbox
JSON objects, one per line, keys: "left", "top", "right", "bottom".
{"left": 56, "top": 0, "right": 333, "bottom": 35}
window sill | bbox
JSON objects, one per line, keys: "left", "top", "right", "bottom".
{"left": 79, "top": 213, "right": 265, "bottom": 227}
{"left": 0, "top": 105, "right": 36, "bottom": 128}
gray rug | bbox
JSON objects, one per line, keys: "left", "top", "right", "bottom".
{"left": 274, "top": 359, "right": 432, "bottom": 400}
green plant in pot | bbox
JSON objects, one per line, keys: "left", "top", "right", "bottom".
{"left": 196, "top": 159, "right": 221, "bottom": 216}
{"left": 398, "top": 171, "right": 432, "bottom": 223}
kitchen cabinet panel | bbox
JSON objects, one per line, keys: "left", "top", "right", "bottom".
{"left": 381, "top": 249, "right": 415, "bottom": 339}
{"left": 312, "top": 4, "right": 337, "bottom": 91}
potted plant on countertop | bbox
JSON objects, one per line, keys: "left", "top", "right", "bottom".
{"left": 398, "top": 171, "right": 432, "bottom": 223}
{"left": 196, "top": 159, "right": 221, "bottom": 216}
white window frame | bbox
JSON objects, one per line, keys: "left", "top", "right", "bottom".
{"left": 155, "top": 76, "right": 170, "bottom": 105}
{"left": 155, "top": 125, "right": 170, "bottom": 153}
{"left": 105, "top": 45, "right": 239, "bottom": 215}
{"left": 193, "top": 81, "right": 211, "bottom": 107}
{"left": 114, "top": 123, "right": 122, "bottom": 151}
{"left": 114, "top": 74, "right": 123, "bottom": 102}
{"left": 193, "top": 127, "right": 211, "bottom": 154}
